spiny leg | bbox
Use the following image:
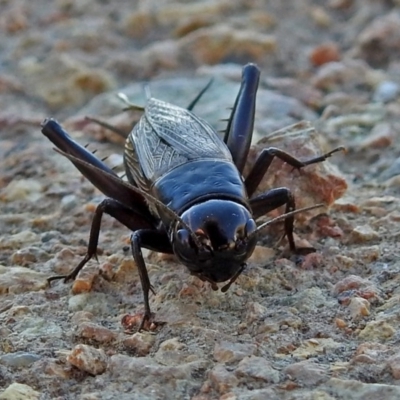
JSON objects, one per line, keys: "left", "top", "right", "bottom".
{"left": 48, "top": 198, "right": 156, "bottom": 284}
{"left": 245, "top": 146, "right": 345, "bottom": 197}
{"left": 130, "top": 230, "right": 158, "bottom": 331}
{"left": 250, "top": 188, "right": 297, "bottom": 251}
{"left": 187, "top": 78, "right": 214, "bottom": 111}
{"left": 224, "top": 63, "right": 260, "bottom": 174}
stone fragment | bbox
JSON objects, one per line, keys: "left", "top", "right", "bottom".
{"left": 346, "top": 245, "right": 380, "bottom": 264}
{"left": 291, "top": 338, "right": 342, "bottom": 359}
{"left": 356, "top": 12, "right": 400, "bottom": 67}
{"left": 373, "top": 81, "right": 399, "bottom": 103}
{"left": 310, "top": 7, "right": 332, "bottom": 28}
{"left": 332, "top": 197, "right": 360, "bottom": 213}
{"left": 214, "top": 341, "right": 257, "bottom": 364}
{"left": 248, "top": 246, "right": 275, "bottom": 265}
{"left": 335, "top": 318, "right": 347, "bottom": 329}
{"left": 67, "top": 344, "right": 108, "bottom": 375}
{"left": 311, "top": 214, "right": 344, "bottom": 238}
{"left": 332, "top": 275, "right": 370, "bottom": 296}
{"left": 326, "top": 378, "right": 400, "bottom": 399}
{"left": 123, "top": 332, "right": 156, "bottom": 356}
{"left": 0, "top": 230, "right": 38, "bottom": 250}
{"left": 76, "top": 322, "right": 117, "bottom": 344}
{"left": 71, "top": 311, "right": 94, "bottom": 325}
{"left": 361, "top": 196, "right": 398, "bottom": 208}
{"left": 388, "top": 352, "right": 400, "bottom": 379}
{"left": 60, "top": 194, "right": 78, "bottom": 211}
{"left": 19, "top": 54, "right": 116, "bottom": 110}
{"left": 182, "top": 24, "right": 276, "bottom": 65}
{"left": 310, "top": 42, "right": 341, "bottom": 67}
{"left": 348, "top": 225, "right": 379, "bottom": 244}
{"left": 113, "top": 259, "right": 137, "bottom": 283}
{"left": 109, "top": 354, "right": 210, "bottom": 385}
{"left": 0, "top": 352, "right": 41, "bottom": 368}
{"left": 71, "top": 265, "right": 98, "bottom": 294}
{"left": 348, "top": 297, "right": 370, "bottom": 319}
{"left": 351, "top": 354, "right": 375, "bottom": 364}
{"left": 42, "top": 359, "right": 72, "bottom": 379}
{"left": 311, "top": 60, "right": 369, "bottom": 91}
{"left": 359, "top": 122, "right": 394, "bottom": 150}
{"left": 209, "top": 364, "right": 239, "bottom": 394}
{"left": 353, "top": 342, "right": 388, "bottom": 365}
{"left": 0, "top": 383, "right": 40, "bottom": 400}
{"left": 10, "top": 247, "right": 48, "bottom": 266}
{"left": 245, "top": 121, "right": 347, "bottom": 221}
{"left": 1, "top": 179, "right": 43, "bottom": 202}
{"left": 264, "top": 77, "right": 323, "bottom": 109}
{"left": 0, "top": 265, "right": 47, "bottom": 294}
{"left": 284, "top": 360, "right": 329, "bottom": 385}
{"left": 379, "top": 156, "right": 400, "bottom": 182}
{"left": 358, "top": 320, "right": 395, "bottom": 341}
{"left": 155, "top": 338, "right": 190, "bottom": 366}
{"left": 235, "top": 356, "right": 280, "bottom": 384}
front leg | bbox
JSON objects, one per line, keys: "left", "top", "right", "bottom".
{"left": 130, "top": 229, "right": 168, "bottom": 331}
{"left": 245, "top": 146, "right": 344, "bottom": 197}
{"left": 249, "top": 188, "right": 297, "bottom": 252}
{"left": 48, "top": 198, "right": 157, "bottom": 284}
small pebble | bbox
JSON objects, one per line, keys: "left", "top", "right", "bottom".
{"left": 332, "top": 199, "right": 360, "bottom": 213}
{"left": 0, "top": 265, "right": 47, "bottom": 294}
{"left": 348, "top": 297, "right": 370, "bottom": 319}
{"left": 310, "top": 7, "right": 332, "bottom": 28}
{"left": 71, "top": 311, "right": 94, "bottom": 325}
{"left": 335, "top": 318, "right": 348, "bottom": 329}
{"left": 43, "top": 359, "right": 72, "bottom": 379}
{"left": 332, "top": 275, "right": 369, "bottom": 296}
{"left": 310, "top": 42, "right": 341, "bottom": 67}
{"left": 361, "top": 196, "right": 397, "bottom": 207}
{"left": 348, "top": 225, "right": 379, "bottom": 244}
{"left": 1, "top": 179, "right": 43, "bottom": 202}
{"left": 358, "top": 320, "right": 395, "bottom": 341}
{"left": 387, "top": 352, "right": 400, "bottom": 379}
{"left": 155, "top": 338, "right": 189, "bottom": 366}
{"left": 327, "top": 377, "right": 400, "bottom": 398}
{"left": 373, "top": 81, "right": 399, "bottom": 103}
{"left": 0, "top": 352, "right": 41, "bottom": 368}
{"left": 61, "top": 194, "right": 79, "bottom": 211}
{"left": 248, "top": 246, "right": 275, "bottom": 265}
{"left": 352, "top": 354, "right": 375, "bottom": 364}
{"left": 1, "top": 231, "right": 38, "bottom": 250}
{"left": 11, "top": 246, "right": 49, "bottom": 266}
{"left": 123, "top": 332, "right": 156, "bottom": 356}
{"left": 68, "top": 293, "right": 91, "bottom": 311}
{"left": 213, "top": 341, "right": 257, "bottom": 364}
{"left": 0, "top": 383, "right": 40, "bottom": 400}
{"left": 76, "top": 322, "right": 117, "bottom": 343}
{"left": 284, "top": 360, "right": 329, "bottom": 386}
{"left": 379, "top": 157, "right": 400, "bottom": 181}
{"left": 235, "top": 356, "right": 280, "bottom": 384}
{"left": 209, "top": 365, "right": 239, "bottom": 394}
{"left": 67, "top": 344, "right": 108, "bottom": 375}
{"left": 359, "top": 122, "right": 394, "bottom": 149}
{"left": 71, "top": 266, "right": 98, "bottom": 294}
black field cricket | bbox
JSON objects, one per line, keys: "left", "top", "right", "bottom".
{"left": 41, "top": 64, "right": 343, "bottom": 330}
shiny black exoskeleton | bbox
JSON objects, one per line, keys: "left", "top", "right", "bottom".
{"left": 41, "top": 64, "right": 342, "bottom": 330}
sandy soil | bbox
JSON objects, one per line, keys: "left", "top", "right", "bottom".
{"left": 1, "top": 1, "right": 400, "bottom": 399}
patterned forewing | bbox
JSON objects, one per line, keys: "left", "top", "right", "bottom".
{"left": 130, "top": 98, "right": 232, "bottom": 182}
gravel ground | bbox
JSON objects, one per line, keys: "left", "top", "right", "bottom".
{"left": 1, "top": 1, "right": 400, "bottom": 399}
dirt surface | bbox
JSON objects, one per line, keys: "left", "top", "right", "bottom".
{"left": 1, "top": 1, "right": 400, "bottom": 399}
